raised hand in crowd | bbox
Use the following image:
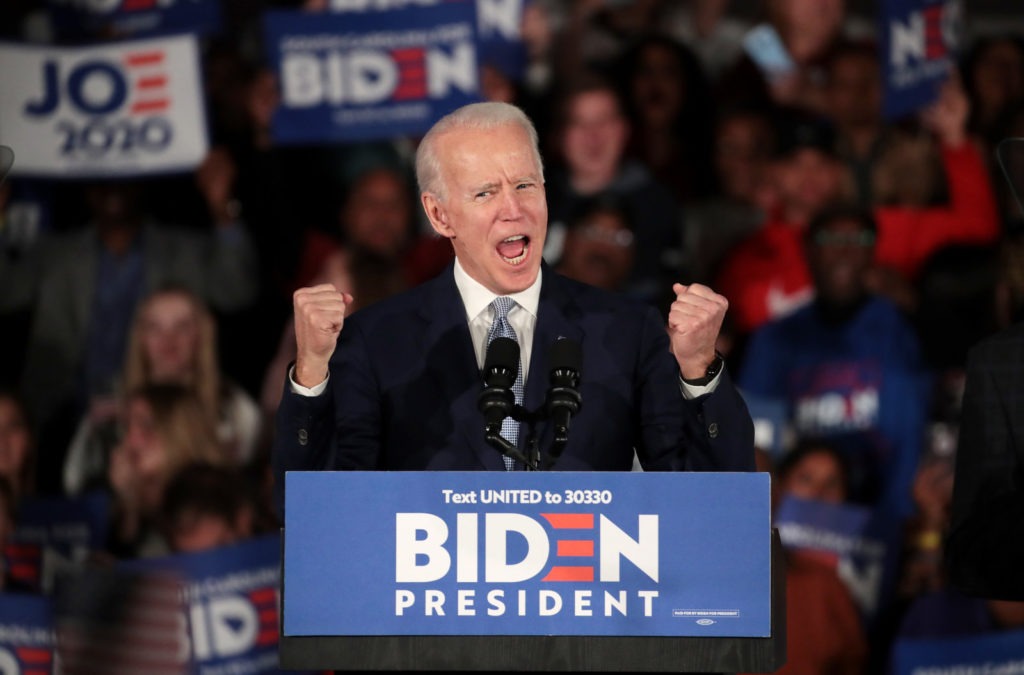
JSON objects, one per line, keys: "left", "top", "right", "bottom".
{"left": 195, "top": 146, "right": 239, "bottom": 226}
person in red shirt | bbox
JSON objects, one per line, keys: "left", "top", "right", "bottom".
{"left": 715, "top": 75, "right": 1001, "bottom": 337}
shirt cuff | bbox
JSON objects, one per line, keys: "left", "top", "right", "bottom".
{"left": 678, "top": 371, "right": 722, "bottom": 400}
{"left": 288, "top": 364, "right": 329, "bottom": 397}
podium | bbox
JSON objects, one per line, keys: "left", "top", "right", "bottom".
{"left": 280, "top": 471, "right": 785, "bottom": 673}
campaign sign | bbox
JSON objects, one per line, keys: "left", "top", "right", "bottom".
{"left": 0, "top": 34, "right": 208, "bottom": 178}
{"left": 326, "top": 0, "right": 528, "bottom": 81}
{"left": 879, "top": 0, "right": 963, "bottom": 120}
{"left": 0, "top": 594, "right": 54, "bottom": 675}
{"left": 3, "top": 493, "right": 110, "bottom": 593}
{"left": 122, "top": 535, "right": 287, "bottom": 674}
{"left": 775, "top": 495, "right": 901, "bottom": 625}
{"left": 284, "top": 471, "right": 771, "bottom": 638}
{"left": 47, "top": 0, "right": 222, "bottom": 40}
{"left": 264, "top": 2, "right": 483, "bottom": 144}
{"left": 892, "top": 629, "right": 1024, "bottom": 675}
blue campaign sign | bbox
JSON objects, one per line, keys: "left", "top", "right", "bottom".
{"left": 879, "top": 0, "right": 962, "bottom": 120}
{"left": 47, "top": 0, "right": 222, "bottom": 40}
{"left": 774, "top": 496, "right": 901, "bottom": 625}
{"left": 122, "top": 535, "right": 288, "bottom": 673}
{"left": 0, "top": 593, "right": 54, "bottom": 674}
{"left": 284, "top": 471, "right": 771, "bottom": 638}
{"left": 892, "top": 629, "right": 1024, "bottom": 675}
{"left": 265, "top": 2, "right": 483, "bottom": 145}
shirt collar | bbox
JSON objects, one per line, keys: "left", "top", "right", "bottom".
{"left": 453, "top": 257, "right": 542, "bottom": 321}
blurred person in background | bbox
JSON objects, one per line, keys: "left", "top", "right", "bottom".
{"left": 0, "top": 151, "right": 258, "bottom": 495}
{"left": 543, "top": 72, "right": 683, "bottom": 306}
{"left": 615, "top": 32, "right": 718, "bottom": 205}
{"left": 684, "top": 104, "right": 776, "bottom": 286}
{"left": 555, "top": 196, "right": 636, "bottom": 294}
{"left": 748, "top": 439, "right": 868, "bottom": 675}
{"left": 158, "top": 462, "right": 262, "bottom": 554}
{"left": 106, "top": 384, "right": 226, "bottom": 559}
{"left": 715, "top": 74, "right": 1000, "bottom": 339}
{"left": 738, "top": 204, "right": 931, "bottom": 517}
{"left": 64, "top": 287, "right": 261, "bottom": 497}
{"left": 0, "top": 390, "right": 35, "bottom": 503}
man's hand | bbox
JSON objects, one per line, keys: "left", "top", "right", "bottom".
{"left": 294, "top": 284, "right": 354, "bottom": 388}
{"left": 667, "top": 283, "right": 728, "bottom": 380}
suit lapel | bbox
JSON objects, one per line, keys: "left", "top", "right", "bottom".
{"left": 420, "top": 266, "right": 507, "bottom": 470}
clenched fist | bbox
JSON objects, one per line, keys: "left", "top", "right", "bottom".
{"left": 667, "top": 282, "right": 728, "bottom": 380}
{"left": 293, "top": 284, "right": 354, "bottom": 388}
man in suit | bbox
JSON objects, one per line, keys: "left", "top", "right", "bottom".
{"left": 273, "top": 102, "right": 753, "bottom": 511}
{"left": 947, "top": 321, "right": 1024, "bottom": 600}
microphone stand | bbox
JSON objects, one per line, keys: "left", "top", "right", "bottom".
{"left": 485, "top": 405, "right": 543, "bottom": 471}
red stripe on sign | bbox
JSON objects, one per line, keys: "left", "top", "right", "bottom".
{"left": 131, "top": 100, "right": 169, "bottom": 114}
{"left": 256, "top": 628, "right": 278, "bottom": 646}
{"left": 541, "top": 513, "right": 594, "bottom": 529}
{"left": 137, "top": 75, "right": 167, "bottom": 89}
{"left": 557, "top": 540, "right": 594, "bottom": 557}
{"left": 259, "top": 609, "right": 277, "bottom": 623}
{"left": 392, "top": 84, "right": 427, "bottom": 100}
{"left": 249, "top": 588, "right": 277, "bottom": 605}
{"left": 391, "top": 48, "right": 424, "bottom": 62}
{"left": 543, "top": 566, "right": 594, "bottom": 582}
{"left": 5, "top": 543, "right": 41, "bottom": 557}
{"left": 124, "top": 52, "right": 164, "bottom": 67}
{"left": 399, "top": 65, "right": 427, "bottom": 79}
{"left": 25, "top": 670, "right": 51, "bottom": 675}
{"left": 16, "top": 648, "right": 51, "bottom": 663}
{"left": 9, "top": 563, "right": 39, "bottom": 578}
{"left": 123, "top": 0, "right": 158, "bottom": 9}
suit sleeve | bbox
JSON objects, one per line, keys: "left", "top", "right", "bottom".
{"left": 946, "top": 338, "right": 1024, "bottom": 600}
{"left": 634, "top": 305, "right": 755, "bottom": 472}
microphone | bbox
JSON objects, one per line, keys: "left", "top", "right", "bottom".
{"left": 478, "top": 337, "right": 519, "bottom": 433}
{"left": 546, "top": 338, "right": 582, "bottom": 447}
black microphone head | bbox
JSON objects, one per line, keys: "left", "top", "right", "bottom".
{"left": 549, "top": 338, "right": 582, "bottom": 375}
{"left": 0, "top": 146, "right": 12, "bottom": 186}
{"left": 484, "top": 336, "right": 520, "bottom": 386}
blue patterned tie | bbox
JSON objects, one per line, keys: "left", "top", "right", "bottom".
{"left": 487, "top": 296, "right": 523, "bottom": 470}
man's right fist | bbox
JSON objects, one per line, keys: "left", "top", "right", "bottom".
{"left": 293, "top": 284, "right": 353, "bottom": 388}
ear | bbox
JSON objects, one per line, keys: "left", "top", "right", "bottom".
{"left": 422, "top": 192, "right": 454, "bottom": 239}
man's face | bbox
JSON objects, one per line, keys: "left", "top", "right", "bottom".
{"left": 422, "top": 123, "right": 547, "bottom": 295}
{"left": 773, "top": 148, "right": 844, "bottom": 218}
{"left": 807, "top": 217, "right": 874, "bottom": 306}
{"left": 561, "top": 90, "right": 629, "bottom": 180}
{"left": 827, "top": 53, "right": 882, "bottom": 129}
{"left": 343, "top": 169, "right": 411, "bottom": 259}
{"left": 559, "top": 209, "right": 634, "bottom": 291}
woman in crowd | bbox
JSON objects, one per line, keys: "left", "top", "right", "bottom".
{"left": 64, "top": 286, "right": 261, "bottom": 496}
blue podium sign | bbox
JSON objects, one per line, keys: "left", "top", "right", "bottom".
{"left": 283, "top": 471, "right": 770, "bottom": 639}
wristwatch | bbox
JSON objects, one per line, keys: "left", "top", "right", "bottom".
{"left": 682, "top": 352, "right": 724, "bottom": 387}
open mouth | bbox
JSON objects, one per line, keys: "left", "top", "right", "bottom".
{"left": 497, "top": 234, "right": 530, "bottom": 265}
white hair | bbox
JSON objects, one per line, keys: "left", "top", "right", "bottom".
{"left": 415, "top": 102, "right": 544, "bottom": 202}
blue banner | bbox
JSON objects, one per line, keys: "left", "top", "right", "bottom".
{"left": 284, "top": 471, "right": 772, "bottom": 638}
{"left": 741, "top": 391, "right": 790, "bottom": 459}
{"left": 879, "top": 0, "right": 963, "bottom": 120}
{"left": 892, "top": 629, "right": 1024, "bottom": 675}
{"left": 47, "top": 0, "right": 222, "bottom": 40}
{"left": 122, "top": 535, "right": 292, "bottom": 674}
{"left": 3, "top": 493, "right": 110, "bottom": 592}
{"left": 0, "top": 593, "right": 54, "bottom": 675}
{"left": 264, "top": 2, "right": 483, "bottom": 144}
{"left": 774, "top": 496, "right": 902, "bottom": 625}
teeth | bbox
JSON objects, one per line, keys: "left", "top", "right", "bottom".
{"left": 499, "top": 236, "right": 529, "bottom": 265}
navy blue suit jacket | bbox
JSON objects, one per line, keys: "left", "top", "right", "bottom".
{"left": 273, "top": 265, "right": 754, "bottom": 510}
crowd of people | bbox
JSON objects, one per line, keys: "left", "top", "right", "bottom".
{"left": 1, "top": 0, "right": 1024, "bottom": 673}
